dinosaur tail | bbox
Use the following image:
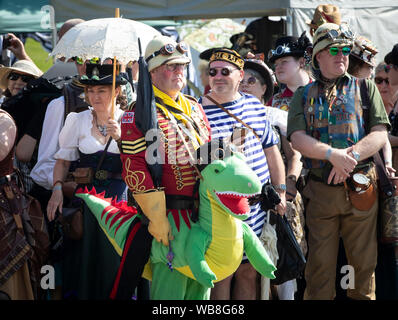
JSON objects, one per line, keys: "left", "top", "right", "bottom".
{"left": 75, "top": 187, "right": 153, "bottom": 299}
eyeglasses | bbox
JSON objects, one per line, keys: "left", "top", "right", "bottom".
{"left": 73, "top": 57, "right": 100, "bottom": 65}
{"left": 268, "top": 44, "right": 292, "bottom": 60}
{"left": 328, "top": 46, "right": 351, "bottom": 56}
{"left": 7, "top": 72, "right": 35, "bottom": 82}
{"left": 146, "top": 42, "right": 188, "bottom": 63}
{"left": 164, "top": 63, "right": 188, "bottom": 72}
{"left": 208, "top": 67, "right": 238, "bottom": 77}
{"left": 240, "top": 76, "right": 259, "bottom": 86}
{"left": 375, "top": 77, "right": 389, "bottom": 85}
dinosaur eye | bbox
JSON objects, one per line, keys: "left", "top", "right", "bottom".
{"left": 215, "top": 169, "right": 220, "bottom": 173}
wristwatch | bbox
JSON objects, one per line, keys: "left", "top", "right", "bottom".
{"left": 351, "top": 150, "right": 360, "bottom": 161}
{"left": 274, "top": 184, "right": 287, "bottom": 192}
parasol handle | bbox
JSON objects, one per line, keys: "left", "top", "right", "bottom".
{"left": 111, "top": 8, "right": 120, "bottom": 119}
{"left": 138, "top": 38, "right": 142, "bottom": 57}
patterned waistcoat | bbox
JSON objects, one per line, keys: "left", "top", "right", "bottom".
{"left": 302, "top": 77, "right": 366, "bottom": 169}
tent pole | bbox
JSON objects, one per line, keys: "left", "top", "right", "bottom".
{"left": 286, "top": 8, "right": 293, "bottom": 36}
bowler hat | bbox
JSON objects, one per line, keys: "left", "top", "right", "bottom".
{"left": 244, "top": 58, "right": 274, "bottom": 102}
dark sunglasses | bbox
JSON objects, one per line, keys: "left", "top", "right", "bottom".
{"left": 328, "top": 46, "right": 351, "bottom": 56}
{"left": 146, "top": 42, "right": 188, "bottom": 63}
{"left": 208, "top": 67, "right": 237, "bottom": 77}
{"left": 375, "top": 77, "right": 389, "bottom": 85}
{"left": 7, "top": 72, "right": 35, "bottom": 82}
{"left": 240, "top": 76, "right": 258, "bottom": 86}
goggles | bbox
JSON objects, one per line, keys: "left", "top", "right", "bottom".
{"left": 268, "top": 44, "right": 291, "bottom": 60}
{"left": 314, "top": 24, "right": 354, "bottom": 48}
{"left": 240, "top": 76, "right": 259, "bottom": 86}
{"left": 73, "top": 56, "right": 100, "bottom": 65}
{"left": 374, "top": 77, "right": 389, "bottom": 85}
{"left": 146, "top": 42, "right": 188, "bottom": 63}
{"left": 7, "top": 72, "right": 35, "bottom": 82}
{"left": 328, "top": 46, "right": 351, "bottom": 56}
{"left": 385, "top": 64, "right": 398, "bottom": 73}
{"left": 208, "top": 66, "right": 238, "bottom": 77}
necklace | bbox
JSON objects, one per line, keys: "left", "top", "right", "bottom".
{"left": 97, "top": 123, "right": 107, "bottom": 136}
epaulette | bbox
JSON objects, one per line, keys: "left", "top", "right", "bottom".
{"left": 126, "top": 101, "right": 136, "bottom": 111}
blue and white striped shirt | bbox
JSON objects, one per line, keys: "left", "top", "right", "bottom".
{"left": 200, "top": 93, "right": 278, "bottom": 242}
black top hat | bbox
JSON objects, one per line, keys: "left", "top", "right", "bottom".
{"left": 79, "top": 63, "right": 127, "bottom": 86}
{"left": 385, "top": 44, "right": 398, "bottom": 66}
{"left": 268, "top": 32, "right": 311, "bottom": 63}
{"left": 244, "top": 59, "right": 274, "bottom": 102}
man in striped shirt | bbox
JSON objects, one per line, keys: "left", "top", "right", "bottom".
{"left": 199, "top": 48, "right": 286, "bottom": 300}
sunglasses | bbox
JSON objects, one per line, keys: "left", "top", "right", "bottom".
{"left": 240, "top": 76, "right": 259, "bottom": 86}
{"left": 73, "top": 57, "right": 100, "bottom": 65}
{"left": 375, "top": 77, "right": 389, "bottom": 85}
{"left": 146, "top": 42, "right": 188, "bottom": 63}
{"left": 208, "top": 67, "right": 238, "bottom": 77}
{"left": 328, "top": 46, "right": 351, "bottom": 56}
{"left": 164, "top": 63, "right": 188, "bottom": 72}
{"left": 7, "top": 72, "right": 35, "bottom": 82}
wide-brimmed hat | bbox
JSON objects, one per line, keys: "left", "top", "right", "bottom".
{"left": 0, "top": 59, "right": 43, "bottom": 90}
{"left": 145, "top": 35, "right": 191, "bottom": 72}
{"left": 306, "top": 4, "right": 342, "bottom": 36}
{"left": 385, "top": 44, "right": 398, "bottom": 66}
{"left": 350, "top": 36, "right": 378, "bottom": 67}
{"left": 268, "top": 32, "right": 311, "bottom": 64}
{"left": 209, "top": 48, "right": 244, "bottom": 70}
{"left": 79, "top": 63, "right": 127, "bottom": 86}
{"left": 243, "top": 58, "right": 274, "bottom": 102}
{"left": 199, "top": 47, "right": 223, "bottom": 61}
{"left": 312, "top": 23, "right": 355, "bottom": 68}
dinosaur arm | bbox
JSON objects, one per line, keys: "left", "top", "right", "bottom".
{"left": 242, "top": 222, "right": 276, "bottom": 279}
{"left": 185, "top": 224, "right": 216, "bottom": 288}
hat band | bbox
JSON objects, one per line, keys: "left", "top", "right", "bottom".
{"left": 313, "top": 26, "right": 354, "bottom": 48}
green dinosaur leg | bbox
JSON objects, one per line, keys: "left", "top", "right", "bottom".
{"left": 150, "top": 262, "right": 187, "bottom": 300}
{"left": 184, "top": 278, "right": 211, "bottom": 300}
{"left": 185, "top": 224, "right": 216, "bottom": 288}
{"left": 242, "top": 222, "right": 276, "bottom": 279}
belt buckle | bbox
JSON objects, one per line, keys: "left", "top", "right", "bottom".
{"left": 95, "top": 170, "right": 108, "bottom": 180}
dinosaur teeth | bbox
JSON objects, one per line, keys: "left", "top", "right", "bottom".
{"left": 215, "top": 191, "right": 258, "bottom": 199}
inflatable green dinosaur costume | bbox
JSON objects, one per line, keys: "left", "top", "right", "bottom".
{"left": 75, "top": 141, "right": 276, "bottom": 300}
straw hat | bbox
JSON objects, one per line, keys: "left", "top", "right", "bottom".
{"left": 306, "top": 4, "right": 342, "bottom": 36}
{"left": 0, "top": 59, "right": 43, "bottom": 90}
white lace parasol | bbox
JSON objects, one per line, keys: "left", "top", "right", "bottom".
{"left": 50, "top": 18, "right": 161, "bottom": 64}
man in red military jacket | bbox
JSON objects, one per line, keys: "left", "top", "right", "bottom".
{"left": 119, "top": 35, "right": 210, "bottom": 249}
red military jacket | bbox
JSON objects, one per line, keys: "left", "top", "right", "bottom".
{"left": 120, "top": 94, "right": 210, "bottom": 197}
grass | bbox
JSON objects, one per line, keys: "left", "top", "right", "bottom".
{"left": 24, "top": 37, "right": 53, "bottom": 73}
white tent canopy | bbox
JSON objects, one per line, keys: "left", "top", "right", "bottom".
{"left": 50, "top": 0, "right": 398, "bottom": 63}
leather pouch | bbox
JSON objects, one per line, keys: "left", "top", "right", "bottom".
{"left": 72, "top": 167, "right": 94, "bottom": 184}
{"left": 347, "top": 165, "right": 378, "bottom": 211}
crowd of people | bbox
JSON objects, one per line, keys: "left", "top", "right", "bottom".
{"left": 1, "top": 4, "right": 398, "bottom": 301}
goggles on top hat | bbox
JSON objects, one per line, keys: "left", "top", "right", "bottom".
{"left": 314, "top": 24, "right": 355, "bottom": 48}
{"left": 267, "top": 44, "right": 292, "bottom": 60}
{"left": 146, "top": 42, "right": 188, "bottom": 63}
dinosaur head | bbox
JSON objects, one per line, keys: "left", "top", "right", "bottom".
{"left": 196, "top": 140, "right": 262, "bottom": 220}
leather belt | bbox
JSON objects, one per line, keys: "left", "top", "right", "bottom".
{"left": 166, "top": 195, "right": 195, "bottom": 210}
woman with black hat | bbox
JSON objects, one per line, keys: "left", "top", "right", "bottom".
{"left": 46, "top": 62, "right": 129, "bottom": 299}
{"left": 240, "top": 54, "right": 307, "bottom": 300}
{"left": 268, "top": 33, "right": 312, "bottom": 111}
